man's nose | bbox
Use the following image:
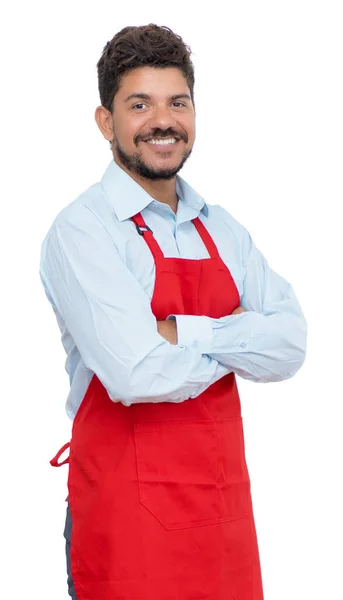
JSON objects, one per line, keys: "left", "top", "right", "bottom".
{"left": 147, "top": 105, "right": 178, "bottom": 131}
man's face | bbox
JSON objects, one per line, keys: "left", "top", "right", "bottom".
{"left": 110, "top": 66, "right": 196, "bottom": 180}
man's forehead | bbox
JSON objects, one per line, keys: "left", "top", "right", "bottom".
{"left": 118, "top": 66, "right": 189, "bottom": 95}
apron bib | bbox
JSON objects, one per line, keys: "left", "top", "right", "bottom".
{"left": 51, "top": 213, "right": 264, "bottom": 600}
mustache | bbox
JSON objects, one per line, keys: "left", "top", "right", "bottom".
{"left": 136, "top": 130, "right": 188, "bottom": 143}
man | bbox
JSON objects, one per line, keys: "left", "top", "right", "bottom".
{"left": 40, "top": 23, "right": 307, "bottom": 600}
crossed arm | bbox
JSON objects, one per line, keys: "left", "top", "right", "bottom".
{"left": 157, "top": 222, "right": 307, "bottom": 385}
{"left": 40, "top": 209, "right": 307, "bottom": 405}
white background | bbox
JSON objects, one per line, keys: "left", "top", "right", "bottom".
{"left": 1, "top": 1, "right": 342, "bottom": 598}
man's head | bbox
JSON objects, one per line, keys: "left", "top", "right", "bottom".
{"left": 95, "top": 24, "right": 196, "bottom": 181}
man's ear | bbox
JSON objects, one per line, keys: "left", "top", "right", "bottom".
{"left": 94, "top": 105, "right": 114, "bottom": 143}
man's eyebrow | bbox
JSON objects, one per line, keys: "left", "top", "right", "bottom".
{"left": 171, "top": 94, "right": 191, "bottom": 102}
{"left": 124, "top": 93, "right": 191, "bottom": 103}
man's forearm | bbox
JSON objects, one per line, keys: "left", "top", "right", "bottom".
{"left": 159, "top": 306, "right": 306, "bottom": 383}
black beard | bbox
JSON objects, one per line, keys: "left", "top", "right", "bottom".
{"left": 114, "top": 138, "right": 193, "bottom": 181}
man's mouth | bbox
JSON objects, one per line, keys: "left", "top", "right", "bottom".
{"left": 144, "top": 137, "right": 180, "bottom": 146}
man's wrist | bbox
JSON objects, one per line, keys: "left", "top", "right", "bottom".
{"left": 167, "top": 314, "right": 213, "bottom": 352}
{"left": 157, "top": 318, "right": 178, "bottom": 345}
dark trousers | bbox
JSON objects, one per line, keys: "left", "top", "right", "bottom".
{"left": 63, "top": 503, "right": 77, "bottom": 599}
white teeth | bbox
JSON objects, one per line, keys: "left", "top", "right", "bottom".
{"left": 146, "top": 137, "right": 177, "bottom": 145}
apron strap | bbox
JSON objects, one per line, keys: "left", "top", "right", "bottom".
{"left": 131, "top": 213, "right": 165, "bottom": 260}
{"left": 50, "top": 441, "right": 71, "bottom": 467}
{"left": 191, "top": 217, "right": 221, "bottom": 259}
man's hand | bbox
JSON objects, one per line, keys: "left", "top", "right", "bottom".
{"left": 231, "top": 306, "right": 246, "bottom": 314}
{"left": 157, "top": 319, "right": 178, "bottom": 345}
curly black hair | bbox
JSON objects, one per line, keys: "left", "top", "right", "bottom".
{"left": 97, "top": 24, "right": 195, "bottom": 112}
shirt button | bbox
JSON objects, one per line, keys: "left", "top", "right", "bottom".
{"left": 193, "top": 340, "right": 199, "bottom": 349}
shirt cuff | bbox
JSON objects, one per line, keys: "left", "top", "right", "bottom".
{"left": 167, "top": 314, "right": 213, "bottom": 353}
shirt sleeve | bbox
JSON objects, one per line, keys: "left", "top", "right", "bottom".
{"left": 168, "top": 224, "right": 307, "bottom": 383}
{"left": 39, "top": 206, "right": 231, "bottom": 406}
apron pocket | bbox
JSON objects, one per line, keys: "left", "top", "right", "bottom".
{"left": 134, "top": 418, "right": 250, "bottom": 531}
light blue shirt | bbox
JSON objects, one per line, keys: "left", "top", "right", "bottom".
{"left": 39, "top": 160, "right": 307, "bottom": 419}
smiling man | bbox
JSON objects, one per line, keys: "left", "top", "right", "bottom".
{"left": 40, "top": 24, "right": 307, "bottom": 600}
{"left": 96, "top": 62, "right": 195, "bottom": 213}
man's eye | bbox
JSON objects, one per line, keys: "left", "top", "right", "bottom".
{"left": 132, "top": 102, "right": 186, "bottom": 110}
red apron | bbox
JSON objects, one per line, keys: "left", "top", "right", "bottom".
{"left": 51, "top": 212, "right": 264, "bottom": 600}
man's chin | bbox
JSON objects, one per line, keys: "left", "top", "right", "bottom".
{"left": 137, "top": 166, "right": 182, "bottom": 181}
{"left": 124, "top": 158, "right": 184, "bottom": 181}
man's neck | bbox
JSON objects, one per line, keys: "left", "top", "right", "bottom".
{"left": 114, "top": 159, "right": 179, "bottom": 214}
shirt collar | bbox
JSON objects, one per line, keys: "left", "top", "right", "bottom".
{"left": 100, "top": 160, "right": 209, "bottom": 221}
